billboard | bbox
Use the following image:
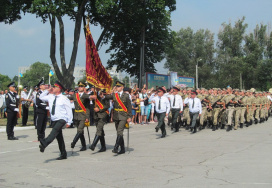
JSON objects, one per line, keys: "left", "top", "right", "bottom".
{"left": 146, "top": 73, "right": 195, "bottom": 89}
{"left": 146, "top": 73, "right": 169, "bottom": 89}
{"left": 177, "top": 76, "right": 195, "bottom": 88}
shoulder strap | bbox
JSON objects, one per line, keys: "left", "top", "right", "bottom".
{"left": 115, "top": 93, "right": 128, "bottom": 113}
{"left": 76, "top": 93, "right": 86, "bottom": 113}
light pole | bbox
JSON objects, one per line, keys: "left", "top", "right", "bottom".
{"left": 196, "top": 58, "right": 202, "bottom": 89}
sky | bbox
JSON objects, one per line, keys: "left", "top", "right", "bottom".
{"left": 1, "top": 0, "right": 272, "bottom": 79}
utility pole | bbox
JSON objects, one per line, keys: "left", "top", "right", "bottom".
{"left": 240, "top": 73, "right": 242, "bottom": 90}
{"left": 196, "top": 59, "right": 202, "bottom": 89}
{"left": 139, "top": 25, "right": 145, "bottom": 88}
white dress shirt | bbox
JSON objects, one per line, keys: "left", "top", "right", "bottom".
{"left": 168, "top": 94, "right": 183, "bottom": 111}
{"left": 40, "top": 90, "right": 73, "bottom": 125}
{"left": 184, "top": 97, "right": 202, "bottom": 114}
{"left": 21, "top": 91, "right": 27, "bottom": 104}
{"left": 152, "top": 95, "right": 170, "bottom": 114}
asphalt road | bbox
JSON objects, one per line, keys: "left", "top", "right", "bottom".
{"left": 0, "top": 120, "right": 272, "bottom": 188}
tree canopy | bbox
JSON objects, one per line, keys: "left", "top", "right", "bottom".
{"left": 165, "top": 17, "right": 272, "bottom": 90}
{"left": 1, "top": 0, "right": 176, "bottom": 88}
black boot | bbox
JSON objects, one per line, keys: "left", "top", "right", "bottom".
{"left": 192, "top": 127, "right": 197, "bottom": 133}
{"left": 89, "top": 135, "right": 100, "bottom": 151}
{"left": 118, "top": 137, "right": 125, "bottom": 154}
{"left": 212, "top": 124, "right": 216, "bottom": 131}
{"left": 112, "top": 135, "right": 122, "bottom": 153}
{"left": 80, "top": 134, "right": 87, "bottom": 151}
{"left": 98, "top": 136, "right": 106, "bottom": 152}
{"left": 57, "top": 151, "right": 67, "bottom": 160}
{"left": 250, "top": 120, "right": 253, "bottom": 125}
{"left": 240, "top": 123, "right": 243, "bottom": 128}
{"left": 71, "top": 132, "right": 81, "bottom": 149}
{"left": 226, "top": 125, "right": 232, "bottom": 132}
{"left": 175, "top": 123, "right": 179, "bottom": 132}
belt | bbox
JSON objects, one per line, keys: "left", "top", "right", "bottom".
{"left": 115, "top": 109, "right": 124, "bottom": 112}
{"left": 75, "top": 110, "right": 85, "bottom": 112}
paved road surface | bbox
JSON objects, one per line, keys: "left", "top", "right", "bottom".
{"left": 0, "top": 120, "right": 272, "bottom": 188}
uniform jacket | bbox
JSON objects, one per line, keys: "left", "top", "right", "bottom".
{"left": 69, "top": 93, "right": 90, "bottom": 121}
{"left": 105, "top": 92, "right": 132, "bottom": 121}
{"left": 36, "top": 90, "right": 48, "bottom": 114}
{"left": 5, "top": 91, "right": 19, "bottom": 113}
{"left": 94, "top": 95, "right": 110, "bottom": 119}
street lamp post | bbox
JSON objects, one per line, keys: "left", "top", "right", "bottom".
{"left": 139, "top": 25, "right": 145, "bottom": 88}
{"left": 196, "top": 58, "right": 202, "bottom": 89}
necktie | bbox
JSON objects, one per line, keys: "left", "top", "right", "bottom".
{"left": 173, "top": 95, "right": 176, "bottom": 107}
{"left": 51, "top": 96, "right": 57, "bottom": 115}
{"left": 159, "top": 98, "right": 161, "bottom": 110}
{"left": 192, "top": 98, "right": 195, "bottom": 108}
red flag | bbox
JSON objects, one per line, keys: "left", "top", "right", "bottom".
{"left": 86, "top": 26, "right": 112, "bottom": 92}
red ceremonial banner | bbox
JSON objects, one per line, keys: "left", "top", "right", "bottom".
{"left": 85, "top": 26, "right": 112, "bottom": 92}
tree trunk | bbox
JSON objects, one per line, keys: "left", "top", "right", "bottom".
{"left": 48, "top": 0, "right": 88, "bottom": 89}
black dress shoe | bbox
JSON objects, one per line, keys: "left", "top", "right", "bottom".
{"left": 39, "top": 144, "right": 45, "bottom": 153}
{"left": 118, "top": 149, "right": 125, "bottom": 154}
{"left": 80, "top": 146, "right": 87, "bottom": 151}
{"left": 56, "top": 155, "right": 67, "bottom": 160}
{"left": 98, "top": 147, "right": 106, "bottom": 152}
{"left": 155, "top": 127, "right": 159, "bottom": 132}
{"left": 161, "top": 134, "right": 166, "bottom": 138}
{"left": 8, "top": 136, "right": 18, "bottom": 140}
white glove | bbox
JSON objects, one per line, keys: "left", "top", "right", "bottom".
{"left": 46, "top": 107, "right": 49, "bottom": 110}
{"left": 14, "top": 108, "right": 19, "bottom": 112}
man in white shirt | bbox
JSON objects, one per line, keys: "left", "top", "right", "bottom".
{"left": 152, "top": 87, "right": 170, "bottom": 138}
{"left": 39, "top": 81, "right": 73, "bottom": 160}
{"left": 184, "top": 90, "right": 202, "bottom": 134}
{"left": 21, "top": 86, "right": 32, "bottom": 126}
{"left": 168, "top": 87, "right": 183, "bottom": 132}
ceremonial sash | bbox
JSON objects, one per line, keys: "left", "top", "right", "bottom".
{"left": 95, "top": 98, "right": 109, "bottom": 114}
{"left": 76, "top": 93, "right": 86, "bottom": 113}
{"left": 115, "top": 93, "right": 128, "bottom": 113}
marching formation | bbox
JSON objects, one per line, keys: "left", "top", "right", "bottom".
{"left": 2, "top": 79, "right": 272, "bottom": 160}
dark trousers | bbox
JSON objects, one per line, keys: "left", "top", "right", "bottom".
{"left": 156, "top": 112, "right": 166, "bottom": 135}
{"left": 90, "top": 104, "right": 94, "bottom": 125}
{"left": 36, "top": 113, "right": 48, "bottom": 141}
{"left": 33, "top": 105, "right": 37, "bottom": 127}
{"left": 6, "top": 111, "right": 17, "bottom": 138}
{"left": 190, "top": 112, "right": 199, "bottom": 128}
{"left": 22, "top": 105, "right": 28, "bottom": 125}
{"left": 171, "top": 109, "right": 180, "bottom": 130}
{"left": 95, "top": 117, "right": 106, "bottom": 136}
{"left": 43, "top": 119, "right": 66, "bottom": 154}
{"left": 114, "top": 120, "right": 126, "bottom": 136}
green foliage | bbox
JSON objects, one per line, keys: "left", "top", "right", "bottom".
{"left": 103, "top": 0, "right": 176, "bottom": 78}
{"left": 165, "top": 27, "right": 215, "bottom": 88}
{"left": 111, "top": 75, "right": 120, "bottom": 87}
{"left": 20, "top": 62, "right": 57, "bottom": 88}
{"left": 165, "top": 17, "right": 272, "bottom": 90}
{"left": 122, "top": 76, "right": 130, "bottom": 87}
{"left": 0, "top": 74, "right": 12, "bottom": 90}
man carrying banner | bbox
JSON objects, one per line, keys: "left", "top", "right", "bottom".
{"left": 69, "top": 81, "right": 96, "bottom": 151}
{"left": 105, "top": 81, "right": 132, "bottom": 155}
{"left": 89, "top": 89, "right": 110, "bottom": 152}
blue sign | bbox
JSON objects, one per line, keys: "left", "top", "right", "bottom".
{"left": 146, "top": 73, "right": 169, "bottom": 89}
